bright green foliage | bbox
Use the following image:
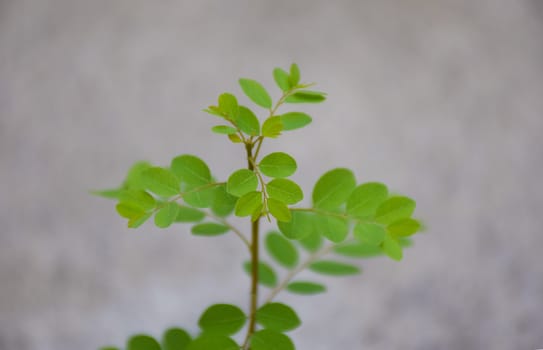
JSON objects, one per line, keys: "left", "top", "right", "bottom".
{"left": 287, "top": 281, "right": 326, "bottom": 295}
{"left": 162, "top": 328, "right": 191, "bottom": 350}
{"left": 312, "top": 168, "right": 356, "bottom": 210}
{"left": 226, "top": 169, "right": 258, "bottom": 197}
{"left": 234, "top": 191, "right": 262, "bottom": 217}
{"left": 142, "top": 167, "right": 180, "bottom": 197}
{"left": 243, "top": 261, "right": 277, "bottom": 287}
{"left": 267, "top": 198, "right": 291, "bottom": 222}
{"left": 250, "top": 330, "right": 295, "bottom": 350}
{"left": 155, "top": 202, "right": 180, "bottom": 228}
{"left": 191, "top": 223, "right": 229, "bottom": 236}
{"left": 239, "top": 78, "right": 272, "bottom": 109}
{"left": 95, "top": 63, "right": 425, "bottom": 350}
{"left": 279, "top": 112, "right": 312, "bottom": 131}
{"left": 266, "top": 179, "right": 303, "bottom": 204}
{"left": 256, "top": 303, "right": 301, "bottom": 332}
{"left": 265, "top": 232, "right": 299, "bottom": 268}
{"left": 309, "top": 260, "right": 360, "bottom": 276}
{"left": 259, "top": 152, "right": 297, "bottom": 178}
{"left": 198, "top": 304, "right": 246, "bottom": 335}
{"left": 354, "top": 222, "right": 386, "bottom": 246}
{"left": 127, "top": 335, "right": 161, "bottom": 350}
{"left": 186, "top": 335, "right": 238, "bottom": 350}
{"left": 347, "top": 182, "right": 388, "bottom": 218}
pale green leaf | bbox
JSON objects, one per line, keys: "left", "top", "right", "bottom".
{"left": 387, "top": 218, "right": 421, "bottom": 237}
{"left": 287, "top": 281, "right": 326, "bottom": 295}
{"left": 91, "top": 188, "right": 123, "bottom": 199}
{"left": 243, "top": 261, "right": 277, "bottom": 287}
{"left": 119, "top": 190, "right": 156, "bottom": 211}
{"left": 218, "top": 93, "right": 238, "bottom": 119}
{"left": 116, "top": 203, "right": 145, "bottom": 219}
{"left": 250, "top": 330, "right": 295, "bottom": 350}
{"left": 259, "top": 152, "right": 297, "bottom": 178}
{"left": 267, "top": 198, "right": 292, "bottom": 222}
{"left": 236, "top": 106, "right": 260, "bottom": 136}
{"left": 273, "top": 67, "right": 290, "bottom": 92}
{"left": 279, "top": 112, "right": 312, "bottom": 131}
{"left": 309, "top": 260, "right": 360, "bottom": 276}
{"left": 289, "top": 63, "right": 300, "bottom": 86}
{"left": 266, "top": 179, "right": 303, "bottom": 204}
{"left": 312, "top": 168, "right": 356, "bottom": 210}
{"left": 171, "top": 155, "right": 211, "bottom": 186}
{"left": 228, "top": 134, "right": 243, "bottom": 143}
{"left": 198, "top": 304, "right": 246, "bottom": 335}
{"left": 162, "top": 328, "right": 191, "bottom": 350}
{"left": 211, "top": 125, "right": 238, "bottom": 135}
{"left": 265, "top": 232, "right": 299, "bottom": 268}
{"left": 127, "top": 335, "right": 161, "bottom": 350}
{"left": 256, "top": 303, "right": 301, "bottom": 332}
{"left": 123, "top": 161, "right": 152, "bottom": 190}
{"left": 211, "top": 184, "right": 237, "bottom": 217}
{"left": 346, "top": 182, "right": 388, "bottom": 218}
{"left": 285, "top": 90, "right": 326, "bottom": 103}
{"left": 239, "top": 78, "right": 272, "bottom": 109}
{"left": 191, "top": 222, "right": 229, "bottom": 236}
{"left": 183, "top": 185, "right": 217, "bottom": 208}
{"left": 381, "top": 236, "right": 403, "bottom": 261}
{"left": 314, "top": 214, "right": 348, "bottom": 243}
{"left": 354, "top": 222, "right": 386, "bottom": 245}
{"left": 128, "top": 212, "right": 152, "bottom": 228}
{"left": 203, "top": 106, "right": 223, "bottom": 117}
{"left": 333, "top": 241, "right": 383, "bottom": 258}
{"left": 141, "top": 167, "right": 180, "bottom": 197}
{"left": 155, "top": 202, "right": 180, "bottom": 228}
{"left": 278, "top": 211, "right": 314, "bottom": 240}
{"left": 226, "top": 169, "right": 258, "bottom": 197}
{"left": 234, "top": 191, "right": 263, "bottom": 217}
{"left": 375, "top": 196, "right": 416, "bottom": 224}
{"left": 261, "top": 116, "right": 283, "bottom": 138}
{"left": 175, "top": 206, "right": 205, "bottom": 222}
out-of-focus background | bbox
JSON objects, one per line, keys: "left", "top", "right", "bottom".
{"left": 1, "top": 0, "right": 543, "bottom": 349}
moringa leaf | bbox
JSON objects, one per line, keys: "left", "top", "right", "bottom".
{"left": 243, "top": 261, "right": 277, "bottom": 287}
{"left": 346, "top": 182, "right": 388, "bottom": 218}
{"left": 259, "top": 152, "right": 297, "bottom": 178}
{"left": 312, "top": 168, "right": 356, "bottom": 210}
{"left": 285, "top": 90, "right": 326, "bottom": 103}
{"left": 267, "top": 198, "right": 292, "bottom": 222}
{"left": 234, "top": 191, "right": 263, "bottom": 217}
{"left": 279, "top": 112, "right": 312, "bottom": 131}
{"left": 162, "top": 328, "right": 191, "bottom": 350}
{"left": 198, "top": 304, "right": 246, "bottom": 335}
{"left": 354, "top": 222, "right": 386, "bottom": 245}
{"left": 250, "top": 330, "right": 295, "bottom": 350}
{"left": 239, "top": 78, "right": 272, "bottom": 109}
{"left": 141, "top": 167, "right": 180, "bottom": 197}
{"left": 171, "top": 155, "right": 211, "bottom": 186}
{"left": 155, "top": 202, "right": 180, "bottom": 228}
{"left": 266, "top": 179, "right": 303, "bottom": 204}
{"left": 186, "top": 335, "right": 238, "bottom": 350}
{"left": 287, "top": 281, "right": 326, "bottom": 295}
{"left": 261, "top": 116, "right": 283, "bottom": 138}
{"left": 127, "top": 335, "right": 161, "bottom": 350}
{"left": 256, "top": 303, "right": 301, "bottom": 332}
{"left": 265, "top": 232, "right": 299, "bottom": 268}
{"left": 236, "top": 106, "right": 260, "bottom": 136}
{"left": 309, "top": 260, "right": 360, "bottom": 276}
{"left": 273, "top": 67, "right": 290, "bottom": 91}
{"left": 375, "top": 196, "right": 416, "bottom": 224}
{"left": 227, "top": 169, "right": 258, "bottom": 197}
{"left": 191, "top": 222, "right": 230, "bottom": 236}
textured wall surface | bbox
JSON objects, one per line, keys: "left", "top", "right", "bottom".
{"left": 2, "top": 1, "right": 543, "bottom": 349}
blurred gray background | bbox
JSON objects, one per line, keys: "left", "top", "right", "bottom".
{"left": 2, "top": 0, "right": 543, "bottom": 349}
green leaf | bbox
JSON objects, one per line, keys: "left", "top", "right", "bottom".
{"left": 171, "top": 155, "right": 211, "bottom": 187}
{"left": 127, "top": 335, "right": 161, "bottom": 350}
{"left": 128, "top": 213, "right": 152, "bottom": 228}
{"left": 267, "top": 198, "right": 292, "bottom": 222}
{"left": 354, "top": 222, "right": 386, "bottom": 245}
{"left": 183, "top": 185, "right": 217, "bottom": 208}
{"left": 346, "top": 182, "right": 388, "bottom": 218}
{"left": 259, "top": 152, "right": 297, "bottom": 178}
{"left": 186, "top": 335, "right": 239, "bottom": 350}
{"left": 266, "top": 179, "right": 303, "bottom": 204}
{"left": 239, "top": 78, "right": 272, "bottom": 109}
{"left": 381, "top": 236, "right": 403, "bottom": 261}
{"left": 234, "top": 191, "right": 263, "bottom": 217}
{"left": 333, "top": 241, "right": 383, "bottom": 258}
{"left": 309, "top": 260, "right": 360, "bottom": 276}
{"left": 261, "top": 116, "right": 283, "bottom": 138}
{"left": 256, "top": 303, "right": 301, "bottom": 332}
{"left": 314, "top": 215, "right": 349, "bottom": 243}
{"left": 155, "top": 202, "right": 180, "bottom": 228}
{"left": 99, "top": 347, "right": 120, "bottom": 350}
{"left": 279, "top": 112, "right": 312, "bottom": 131}
{"left": 142, "top": 167, "right": 180, "bottom": 197}
{"left": 250, "top": 330, "right": 295, "bottom": 350}
{"left": 312, "top": 168, "right": 356, "bottom": 210}
{"left": 273, "top": 67, "right": 290, "bottom": 92}
{"left": 175, "top": 206, "right": 205, "bottom": 222}
{"left": 236, "top": 106, "right": 260, "bottom": 136}
{"left": 123, "top": 161, "right": 152, "bottom": 190}
{"left": 299, "top": 231, "right": 323, "bottom": 252}
{"left": 228, "top": 134, "right": 242, "bottom": 143}
{"left": 191, "top": 222, "right": 230, "bottom": 236}
{"left": 211, "top": 184, "right": 237, "bottom": 217}
{"left": 163, "top": 328, "right": 191, "bottom": 350}
{"left": 226, "top": 169, "right": 258, "bottom": 197}
{"left": 285, "top": 90, "right": 326, "bottom": 103}
{"left": 287, "top": 281, "right": 326, "bottom": 295}
{"left": 243, "top": 261, "right": 277, "bottom": 287}
{"left": 289, "top": 63, "right": 300, "bottom": 86}
{"left": 387, "top": 218, "right": 421, "bottom": 237}
{"left": 198, "top": 304, "right": 246, "bottom": 335}
{"left": 91, "top": 188, "right": 123, "bottom": 199}
{"left": 375, "top": 196, "right": 416, "bottom": 224}
{"left": 203, "top": 106, "right": 223, "bottom": 117}
{"left": 116, "top": 202, "right": 145, "bottom": 219}
{"left": 265, "top": 232, "right": 299, "bottom": 268}
{"left": 211, "top": 125, "right": 237, "bottom": 135}
{"left": 278, "top": 211, "right": 314, "bottom": 240}
{"left": 218, "top": 93, "right": 238, "bottom": 119}
{"left": 119, "top": 190, "right": 156, "bottom": 211}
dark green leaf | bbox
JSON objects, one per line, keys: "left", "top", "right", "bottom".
{"left": 265, "top": 232, "right": 299, "bottom": 268}
{"left": 381, "top": 236, "right": 403, "bottom": 261}
{"left": 211, "top": 125, "right": 238, "bottom": 135}
{"left": 218, "top": 93, "right": 238, "bottom": 119}
{"left": 278, "top": 211, "right": 314, "bottom": 240}
{"left": 333, "top": 241, "right": 383, "bottom": 258}
{"left": 171, "top": 155, "right": 211, "bottom": 186}
{"left": 198, "top": 304, "right": 246, "bottom": 335}
{"left": 163, "top": 328, "right": 191, "bottom": 350}
{"left": 285, "top": 90, "right": 326, "bottom": 103}
{"left": 387, "top": 218, "right": 421, "bottom": 237}
{"left": 314, "top": 215, "right": 349, "bottom": 243}
{"left": 175, "top": 206, "right": 205, "bottom": 222}
{"left": 226, "top": 169, "right": 258, "bottom": 197}
{"left": 354, "top": 222, "right": 386, "bottom": 245}
{"left": 346, "top": 182, "right": 388, "bottom": 218}
{"left": 279, "top": 112, "right": 312, "bottom": 131}
{"left": 267, "top": 198, "right": 292, "bottom": 222}
{"left": 259, "top": 152, "right": 297, "bottom": 178}
{"left": 234, "top": 191, "right": 263, "bottom": 217}
{"left": 250, "top": 330, "right": 295, "bottom": 350}
{"left": 211, "top": 184, "right": 237, "bottom": 217}
{"left": 256, "top": 303, "right": 301, "bottom": 332}
{"left": 375, "top": 196, "right": 416, "bottom": 224}
{"left": 142, "top": 167, "right": 180, "bottom": 197}
{"left": 186, "top": 335, "right": 239, "bottom": 350}
{"left": 127, "top": 335, "right": 161, "bottom": 350}
{"left": 155, "top": 202, "right": 180, "bottom": 228}
{"left": 312, "top": 168, "right": 356, "bottom": 210}
{"left": 239, "top": 78, "right": 272, "bottom": 109}
{"left": 243, "top": 261, "right": 277, "bottom": 287}
{"left": 289, "top": 63, "right": 300, "bottom": 86}
{"left": 287, "top": 281, "right": 326, "bottom": 295}
{"left": 266, "top": 179, "right": 303, "bottom": 204}
{"left": 309, "top": 260, "right": 360, "bottom": 276}
{"left": 236, "top": 106, "right": 260, "bottom": 136}
{"left": 273, "top": 68, "right": 290, "bottom": 92}
{"left": 191, "top": 222, "right": 230, "bottom": 236}
{"left": 261, "top": 116, "right": 283, "bottom": 138}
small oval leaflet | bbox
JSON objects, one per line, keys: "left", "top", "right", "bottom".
{"left": 312, "top": 168, "right": 356, "bottom": 210}
{"left": 227, "top": 169, "right": 258, "bottom": 197}
{"left": 381, "top": 236, "right": 403, "bottom": 261}
{"left": 218, "top": 93, "right": 238, "bottom": 119}
{"left": 285, "top": 90, "right": 326, "bottom": 104}
{"left": 267, "top": 198, "right": 292, "bottom": 222}
{"left": 278, "top": 210, "right": 314, "bottom": 240}
{"left": 198, "top": 304, "right": 246, "bottom": 335}
{"left": 155, "top": 202, "right": 180, "bottom": 228}
{"left": 141, "top": 167, "right": 180, "bottom": 197}
{"left": 171, "top": 155, "right": 212, "bottom": 187}
{"left": 211, "top": 125, "right": 237, "bottom": 135}
{"left": 191, "top": 223, "right": 230, "bottom": 236}
{"left": 387, "top": 218, "right": 421, "bottom": 237}
{"left": 127, "top": 335, "right": 161, "bottom": 350}
{"left": 279, "top": 112, "right": 312, "bottom": 131}
{"left": 354, "top": 222, "right": 386, "bottom": 246}
{"left": 265, "top": 232, "right": 299, "bottom": 268}
{"left": 309, "top": 260, "right": 361, "bottom": 276}
{"left": 162, "top": 328, "right": 191, "bottom": 350}
{"left": 273, "top": 67, "right": 290, "bottom": 91}
{"left": 266, "top": 178, "right": 303, "bottom": 205}
{"left": 375, "top": 196, "right": 416, "bottom": 224}
{"left": 256, "top": 303, "right": 301, "bottom": 332}
{"left": 175, "top": 206, "right": 205, "bottom": 222}
{"left": 334, "top": 241, "right": 383, "bottom": 258}
{"left": 236, "top": 106, "right": 260, "bottom": 136}
{"left": 346, "top": 182, "right": 388, "bottom": 218}
{"left": 250, "top": 329, "right": 295, "bottom": 350}
{"left": 239, "top": 78, "right": 272, "bottom": 109}
{"left": 261, "top": 116, "right": 283, "bottom": 138}
{"left": 287, "top": 281, "right": 326, "bottom": 295}
{"left": 259, "top": 152, "right": 297, "bottom": 178}
{"left": 234, "top": 191, "right": 263, "bottom": 217}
